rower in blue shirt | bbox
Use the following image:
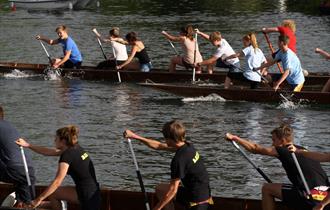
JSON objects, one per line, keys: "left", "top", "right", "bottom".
{"left": 256, "top": 35, "right": 305, "bottom": 92}
{"left": 36, "top": 25, "right": 82, "bottom": 69}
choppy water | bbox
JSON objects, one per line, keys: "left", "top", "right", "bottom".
{"left": 0, "top": 0, "right": 330, "bottom": 199}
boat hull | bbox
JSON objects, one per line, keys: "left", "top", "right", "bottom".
{"left": 0, "top": 183, "right": 290, "bottom": 210}
{"left": 0, "top": 62, "right": 329, "bottom": 87}
{"left": 8, "top": 0, "right": 75, "bottom": 9}
{"left": 139, "top": 83, "right": 330, "bottom": 104}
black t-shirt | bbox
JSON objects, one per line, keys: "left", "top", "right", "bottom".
{"left": 171, "top": 142, "right": 210, "bottom": 202}
{"left": 276, "top": 145, "right": 330, "bottom": 190}
{"left": 59, "top": 144, "right": 99, "bottom": 200}
{"left": 0, "top": 120, "right": 33, "bottom": 168}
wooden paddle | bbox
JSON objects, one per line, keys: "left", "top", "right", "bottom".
{"left": 127, "top": 138, "right": 150, "bottom": 210}
{"left": 38, "top": 40, "right": 61, "bottom": 77}
{"left": 167, "top": 40, "right": 179, "bottom": 56}
{"left": 226, "top": 133, "right": 272, "bottom": 183}
{"left": 263, "top": 32, "right": 284, "bottom": 73}
{"left": 38, "top": 40, "right": 52, "bottom": 65}
{"left": 92, "top": 28, "right": 121, "bottom": 83}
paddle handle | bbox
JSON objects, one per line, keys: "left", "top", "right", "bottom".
{"left": 39, "top": 40, "right": 52, "bottom": 64}
{"left": 20, "top": 146, "right": 35, "bottom": 199}
{"left": 231, "top": 141, "right": 272, "bottom": 183}
{"left": 291, "top": 152, "right": 311, "bottom": 195}
{"left": 168, "top": 40, "right": 179, "bottom": 56}
{"left": 127, "top": 138, "right": 150, "bottom": 210}
{"left": 263, "top": 32, "right": 283, "bottom": 73}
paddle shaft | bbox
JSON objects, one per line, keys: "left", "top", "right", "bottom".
{"left": 291, "top": 152, "right": 311, "bottom": 195}
{"left": 109, "top": 41, "right": 122, "bottom": 83}
{"left": 39, "top": 40, "right": 52, "bottom": 64}
{"left": 231, "top": 141, "right": 272, "bottom": 183}
{"left": 20, "top": 146, "right": 35, "bottom": 199}
{"left": 192, "top": 33, "right": 197, "bottom": 83}
{"left": 168, "top": 40, "right": 179, "bottom": 56}
{"left": 263, "top": 32, "right": 284, "bottom": 73}
{"left": 232, "top": 64, "right": 290, "bottom": 102}
{"left": 127, "top": 139, "right": 150, "bottom": 210}
{"left": 96, "top": 38, "right": 107, "bottom": 60}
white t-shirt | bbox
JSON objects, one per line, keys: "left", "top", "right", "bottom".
{"left": 213, "top": 39, "right": 239, "bottom": 65}
{"left": 242, "top": 45, "right": 266, "bottom": 82}
{"left": 111, "top": 41, "right": 128, "bottom": 61}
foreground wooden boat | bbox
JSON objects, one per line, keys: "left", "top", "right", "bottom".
{"left": 0, "top": 183, "right": 290, "bottom": 210}
{"left": 0, "top": 62, "right": 329, "bottom": 86}
{"left": 139, "top": 82, "right": 330, "bottom": 105}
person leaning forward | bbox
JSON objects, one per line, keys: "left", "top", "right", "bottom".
{"left": 0, "top": 106, "right": 36, "bottom": 208}
{"left": 226, "top": 124, "right": 330, "bottom": 210}
{"left": 124, "top": 120, "right": 212, "bottom": 210}
{"left": 288, "top": 145, "right": 330, "bottom": 210}
{"left": 255, "top": 35, "right": 305, "bottom": 92}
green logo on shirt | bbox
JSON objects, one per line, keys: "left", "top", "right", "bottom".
{"left": 81, "top": 152, "right": 89, "bottom": 160}
{"left": 192, "top": 152, "right": 200, "bottom": 163}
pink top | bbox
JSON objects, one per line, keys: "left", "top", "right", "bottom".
{"left": 181, "top": 37, "right": 203, "bottom": 64}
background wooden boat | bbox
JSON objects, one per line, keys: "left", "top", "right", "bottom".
{"left": 8, "top": 0, "right": 77, "bottom": 10}
{"left": 0, "top": 183, "right": 291, "bottom": 210}
{"left": 139, "top": 83, "right": 330, "bottom": 105}
{"left": 0, "top": 62, "right": 329, "bottom": 86}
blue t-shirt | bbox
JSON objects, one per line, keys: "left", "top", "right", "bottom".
{"left": 242, "top": 45, "right": 266, "bottom": 82}
{"left": 58, "top": 36, "right": 82, "bottom": 64}
{"left": 275, "top": 49, "right": 305, "bottom": 85}
{"left": 0, "top": 120, "right": 33, "bottom": 167}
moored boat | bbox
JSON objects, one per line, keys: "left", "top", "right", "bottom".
{"left": 0, "top": 183, "right": 290, "bottom": 210}
{"left": 139, "top": 82, "right": 330, "bottom": 105}
{"left": 0, "top": 62, "right": 329, "bottom": 86}
{"left": 8, "top": 0, "right": 76, "bottom": 10}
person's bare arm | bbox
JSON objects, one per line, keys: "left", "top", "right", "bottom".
{"left": 315, "top": 48, "right": 330, "bottom": 60}
{"left": 124, "top": 130, "right": 175, "bottom": 151}
{"left": 225, "top": 133, "right": 278, "bottom": 157}
{"left": 262, "top": 27, "right": 279, "bottom": 33}
{"left": 16, "top": 138, "right": 62, "bottom": 156}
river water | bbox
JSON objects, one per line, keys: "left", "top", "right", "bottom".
{"left": 0, "top": 0, "right": 330, "bottom": 199}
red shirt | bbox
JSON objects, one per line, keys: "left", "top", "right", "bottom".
{"left": 278, "top": 26, "right": 297, "bottom": 53}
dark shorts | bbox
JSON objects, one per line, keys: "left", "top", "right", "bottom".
{"left": 0, "top": 161, "right": 35, "bottom": 203}
{"left": 176, "top": 187, "right": 210, "bottom": 210}
{"left": 64, "top": 60, "right": 82, "bottom": 69}
{"left": 182, "top": 58, "right": 194, "bottom": 69}
{"left": 77, "top": 184, "right": 101, "bottom": 210}
{"left": 216, "top": 59, "right": 240, "bottom": 72}
{"left": 96, "top": 60, "right": 125, "bottom": 69}
{"left": 282, "top": 184, "right": 315, "bottom": 210}
{"left": 227, "top": 72, "right": 260, "bottom": 89}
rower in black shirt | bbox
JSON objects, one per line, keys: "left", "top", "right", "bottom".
{"left": 124, "top": 120, "right": 212, "bottom": 210}
{"left": 16, "top": 125, "right": 101, "bottom": 210}
{"left": 226, "top": 124, "right": 330, "bottom": 210}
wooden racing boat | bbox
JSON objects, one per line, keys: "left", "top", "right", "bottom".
{"left": 0, "top": 62, "right": 329, "bottom": 86}
{"left": 0, "top": 183, "right": 290, "bottom": 210}
{"left": 139, "top": 82, "right": 330, "bottom": 105}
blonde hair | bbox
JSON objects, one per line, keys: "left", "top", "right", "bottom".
{"left": 271, "top": 124, "right": 294, "bottom": 143}
{"left": 209, "top": 31, "right": 222, "bottom": 42}
{"left": 282, "top": 19, "right": 296, "bottom": 33}
{"left": 56, "top": 125, "right": 79, "bottom": 147}
{"left": 243, "top": 33, "right": 258, "bottom": 52}
{"left": 55, "top": 25, "right": 68, "bottom": 33}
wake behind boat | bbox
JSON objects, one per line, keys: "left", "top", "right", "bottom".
{"left": 139, "top": 82, "right": 330, "bottom": 105}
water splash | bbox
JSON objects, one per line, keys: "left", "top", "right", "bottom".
{"left": 182, "top": 94, "right": 226, "bottom": 102}
{"left": 43, "top": 67, "right": 62, "bottom": 81}
{"left": 4, "top": 69, "right": 34, "bottom": 78}
{"left": 277, "top": 98, "right": 309, "bottom": 110}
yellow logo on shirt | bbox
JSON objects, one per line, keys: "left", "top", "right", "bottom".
{"left": 81, "top": 152, "right": 89, "bottom": 160}
{"left": 192, "top": 152, "right": 200, "bottom": 163}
